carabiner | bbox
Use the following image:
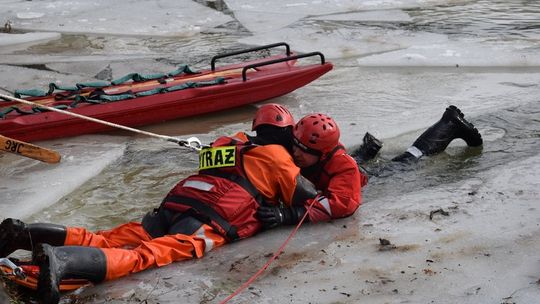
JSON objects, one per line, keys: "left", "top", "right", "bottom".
{"left": 0, "top": 258, "right": 26, "bottom": 279}
{"left": 183, "top": 136, "right": 210, "bottom": 151}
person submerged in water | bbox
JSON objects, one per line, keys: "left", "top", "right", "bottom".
{"left": 350, "top": 105, "right": 483, "bottom": 171}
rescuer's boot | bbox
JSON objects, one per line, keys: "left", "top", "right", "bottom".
{"left": 392, "top": 105, "right": 482, "bottom": 162}
{"left": 0, "top": 218, "right": 66, "bottom": 257}
{"left": 34, "top": 244, "right": 106, "bottom": 304}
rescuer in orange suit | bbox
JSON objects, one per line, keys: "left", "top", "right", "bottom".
{"left": 0, "top": 104, "right": 321, "bottom": 304}
{"left": 256, "top": 113, "right": 366, "bottom": 227}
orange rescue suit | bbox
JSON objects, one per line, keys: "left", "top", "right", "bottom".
{"left": 63, "top": 132, "right": 302, "bottom": 281}
{"left": 301, "top": 144, "right": 365, "bottom": 222}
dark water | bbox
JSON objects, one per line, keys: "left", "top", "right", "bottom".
{"left": 407, "top": 0, "right": 540, "bottom": 39}
{"left": 363, "top": 100, "right": 540, "bottom": 202}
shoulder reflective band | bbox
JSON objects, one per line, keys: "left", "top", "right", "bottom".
{"left": 199, "top": 146, "right": 236, "bottom": 170}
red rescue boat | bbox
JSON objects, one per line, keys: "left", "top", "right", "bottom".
{"left": 0, "top": 43, "right": 332, "bottom": 142}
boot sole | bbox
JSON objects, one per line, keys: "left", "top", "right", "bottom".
{"left": 34, "top": 244, "right": 60, "bottom": 304}
{"left": 446, "top": 106, "right": 483, "bottom": 147}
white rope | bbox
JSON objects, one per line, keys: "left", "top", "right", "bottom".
{"left": 0, "top": 93, "right": 205, "bottom": 151}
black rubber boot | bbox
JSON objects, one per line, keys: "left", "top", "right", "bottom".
{"left": 0, "top": 218, "right": 67, "bottom": 257}
{"left": 33, "top": 244, "right": 107, "bottom": 304}
{"left": 351, "top": 132, "right": 383, "bottom": 163}
{"left": 392, "top": 105, "right": 482, "bottom": 162}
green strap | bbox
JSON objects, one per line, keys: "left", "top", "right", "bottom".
{"left": 111, "top": 65, "right": 198, "bottom": 86}
{"left": 8, "top": 76, "right": 226, "bottom": 116}
{"left": 164, "top": 77, "right": 225, "bottom": 93}
{"left": 0, "top": 106, "right": 16, "bottom": 118}
{"left": 0, "top": 104, "right": 70, "bottom": 118}
{"left": 70, "top": 96, "right": 104, "bottom": 107}
{"left": 14, "top": 89, "right": 48, "bottom": 98}
{"left": 110, "top": 73, "right": 137, "bottom": 85}
{"left": 111, "top": 72, "right": 167, "bottom": 85}
{"left": 165, "top": 82, "right": 195, "bottom": 92}
{"left": 168, "top": 65, "right": 198, "bottom": 77}
{"left": 14, "top": 65, "right": 199, "bottom": 98}
{"left": 193, "top": 77, "right": 225, "bottom": 87}
{"left": 32, "top": 105, "right": 68, "bottom": 113}
{"left": 76, "top": 81, "right": 110, "bottom": 89}
{"left": 48, "top": 83, "right": 79, "bottom": 94}
{"left": 135, "top": 88, "right": 163, "bottom": 97}
{"left": 98, "top": 93, "right": 135, "bottom": 102}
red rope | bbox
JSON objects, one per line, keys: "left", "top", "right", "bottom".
{"left": 218, "top": 199, "right": 317, "bottom": 304}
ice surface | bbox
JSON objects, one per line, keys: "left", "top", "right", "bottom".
{"left": 225, "top": 0, "right": 450, "bottom": 33}
{"left": 0, "top": 32, "right": 61, "bottom": 50}
{"left": 0, "top": 0, "right": 233, "bottom": 37}
{"left": 0, "top": 136, "right": 126, "bottom": 219}
{"left": 357, "top": 42, "right": 540, "bottom": 67}
{"left": 240, "top": 26, "right": 449, "bottom": 59}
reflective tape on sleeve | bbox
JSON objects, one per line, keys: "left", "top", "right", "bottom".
{"left": 317, "top": 196, "right": 332, "bottom": 216}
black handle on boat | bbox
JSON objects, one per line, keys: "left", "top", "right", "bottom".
{"left": 211, "top": 42, "right": 291, "bottom": 71}
{"left": 241, "top": 52, "right": 326, "bottom": 82}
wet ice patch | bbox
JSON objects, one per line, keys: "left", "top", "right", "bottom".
{"left": 240, "top": 24, "right": 447, "bottom": 59}
{"left": 0, "top": 32, "right": 61, "bottom": 49}
{"left": 232, "top": 10, "right": 305, "bottom": 33}
{"left": 225, "top": 0, "right": 449, "bottom": 33}
{"left": 0, "top": 64, "right": 89, "bottom": 94}
{"left": 0, "top": 136, "right": 126, "bottom": 219}
{"left": 0, "top": 0, "right": 232, "bottom": 36}
{"left": 310, "top": 9, "right": 412, "bottom": 22}
{"left": 357, "top": 42, "right": 540, "bottom": 67}
{"left": 16, "top": 12, "right": 46, "bottom": 19}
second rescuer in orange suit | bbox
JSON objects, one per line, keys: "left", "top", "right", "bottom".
{"left": 0, "top": 104, "right": 321, "bottom": 304}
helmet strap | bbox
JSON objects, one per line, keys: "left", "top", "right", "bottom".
{"left": 292, "top": 137, "right": 322, "bottom": 157}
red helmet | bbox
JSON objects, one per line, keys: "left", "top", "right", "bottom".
{"left": 293, "top": 113, "right": 340, "bottom": 154}
{"left": 252, "top": 103, "right": 294, "bottom": 131}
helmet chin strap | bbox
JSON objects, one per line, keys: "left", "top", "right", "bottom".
{"left": 292, "top": 136, "right": 322, "bottom": 156}
{"left": 319, "top": 144, "right": 345, "bottom": 162}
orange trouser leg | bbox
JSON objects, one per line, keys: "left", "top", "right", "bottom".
{"left": 65, "top": 222, "right": 151, "bottom": 249}
{"left": 103, "top": 224, "right": 227, "bottom": 281}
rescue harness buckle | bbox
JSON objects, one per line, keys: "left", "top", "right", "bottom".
{"left": 0, "top": 257, "right": 26, "bottom": 279}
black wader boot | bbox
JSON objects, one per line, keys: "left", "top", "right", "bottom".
{"left": 392, "top": 105, "right": 483, "bottom": 162}
{"left": 351, "top": 132, "right": 383, "bottom": 163}
{"left": 0, "top": 218, "right": 66, "bottom": 257}
{"left": 33, "top": 244, "right": 107, "bottom": 304}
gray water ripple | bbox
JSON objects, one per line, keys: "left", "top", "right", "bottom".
{"left": 406, "top": 0, "right": 540, "bottom": 40}
{"left": 364, "top": 100, "right": 540, "bottom": 202}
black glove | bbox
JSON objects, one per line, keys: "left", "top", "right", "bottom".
{"left": 256, "top": 205, "right": 307, "bottom": 229}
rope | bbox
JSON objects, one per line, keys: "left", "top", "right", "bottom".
{"left": 0, "top": 93, "right": 205, "bottom": 151}
{"left": 219, "top": 198, "right": 318, "bottom": 304}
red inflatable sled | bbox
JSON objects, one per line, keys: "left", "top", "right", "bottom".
{"left": 0, "top": 42, "right": 332, "bottom": 142}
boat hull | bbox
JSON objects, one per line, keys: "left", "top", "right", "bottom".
{"left": 1, "top": 55, "right": 332, "bottom": 142}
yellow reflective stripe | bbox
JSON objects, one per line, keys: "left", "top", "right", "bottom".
{"left": 198, "top": 146, "right": 236, "bottom": 170}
